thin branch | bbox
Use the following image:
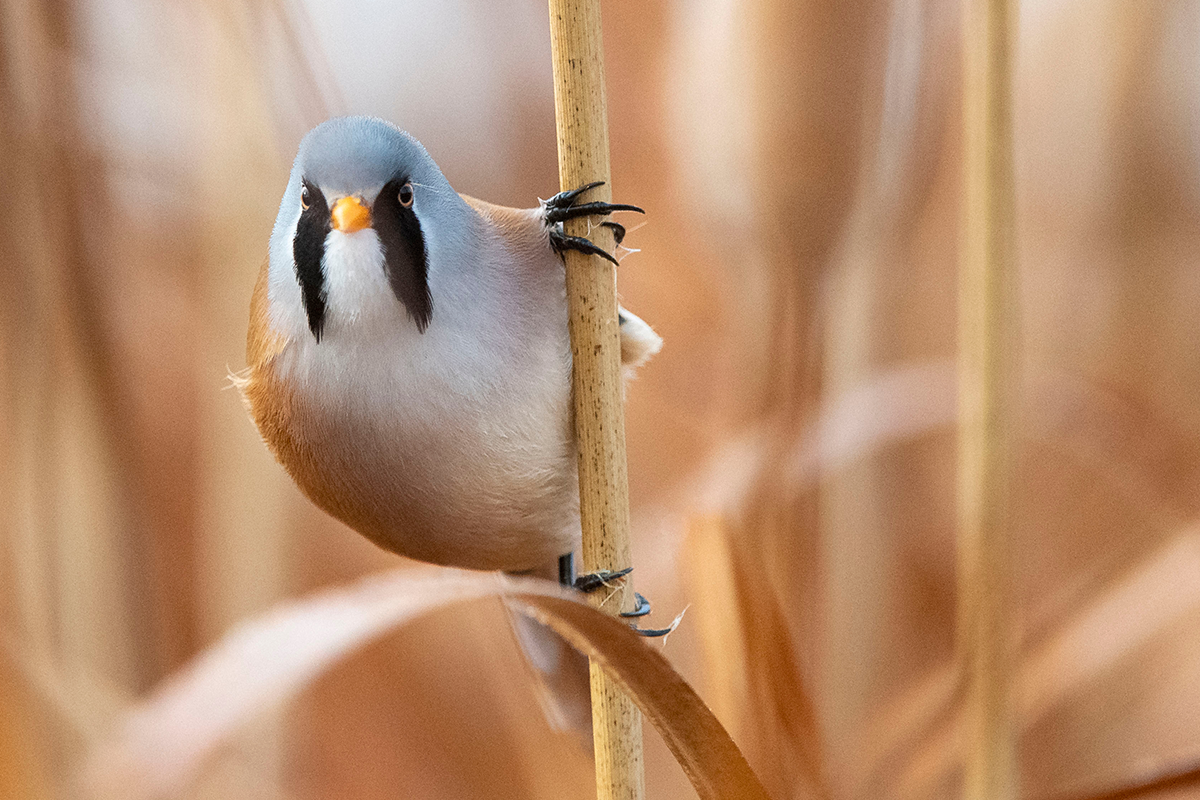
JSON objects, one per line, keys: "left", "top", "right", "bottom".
{"left": 546, "top": 0, "right": 645, "bottom": 797}
{"left": 958, "top": 0, "right": 1018, "bottom": 797}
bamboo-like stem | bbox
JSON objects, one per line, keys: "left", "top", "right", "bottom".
{"left": 547, "top": 1, "right": 644, "bottom": 799}
{"left": 958, "top": 0, "right": 1017, "bottom": 799}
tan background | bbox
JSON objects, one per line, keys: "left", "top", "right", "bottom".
{"left": 4, "top": 1, "right": 1200, "bottom": 798}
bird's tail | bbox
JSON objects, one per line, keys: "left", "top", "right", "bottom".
{"left": 617, "top": 307, "right": 662, "bottom": 375}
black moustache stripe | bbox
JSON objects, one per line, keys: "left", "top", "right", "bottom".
{"left": 293, "top": 179, "right": 330, "bottom": 341}
{"left": 374, "top": 177, "right": 432, "bottom": 332}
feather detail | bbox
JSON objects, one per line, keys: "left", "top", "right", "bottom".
{"left": 616, "top": 307, "right": 662, "bottom": 374}
{"left": 461, "top": 193, "right": 662, "bottom": 376}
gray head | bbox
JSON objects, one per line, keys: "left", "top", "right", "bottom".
{"left": 269, "top": 116, "right": 469, "bottom": 341}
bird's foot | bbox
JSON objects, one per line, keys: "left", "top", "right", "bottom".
{"left": 620, "top": 592, "right": 651, "bottom": 618}
{"left": 620, "top": 592, "right": 675, "bottom": 637}
{"left": 572, "top": 566, "right": 632, "bottom": 593}
{"left": 558, "top": 554, "right": 674, "bottom": 638}
{"left": 543, "top": 181, "right": 643, "bottom": 265}
{"left": 542, "top": 181, "right": 645, "bottom": 223}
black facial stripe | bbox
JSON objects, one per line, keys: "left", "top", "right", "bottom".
{"left": 374, "top": 177, "right": 432, "bottom": 332}
{"left": 293, "top": 179, "right": 330, "bottom": 341}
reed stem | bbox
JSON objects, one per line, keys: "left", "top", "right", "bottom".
{"left": 546, "top": 0, "right": 644, "bottom": 798}
{"left": 959, "top": 0, "right": 1018, "bottom": 798}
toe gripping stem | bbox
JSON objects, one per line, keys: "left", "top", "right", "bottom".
{"left": 558, "top": 553, "right": 672, "bottom": 637}
{"left": 544, "top": 181, "right": 643, "bottom": 266}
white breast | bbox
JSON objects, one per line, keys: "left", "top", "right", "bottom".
{"left": 267, "top": 218, "right": 579, "bottom": 571}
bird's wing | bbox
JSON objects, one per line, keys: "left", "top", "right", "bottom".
{"left": 460, "top": 194, "right": 661, "bottom": 371}
{"left": 246, "top": 257, "right": 290, "bottom": 366}
{"left": 460, "top": 194, "right": 548, "bottom": 262}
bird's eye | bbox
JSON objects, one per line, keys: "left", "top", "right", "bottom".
{"left": 300, "top": 185, "right": 311, "bottom": 210}
{"left": 398, "top": 182, "right": 414, "bottom": 208}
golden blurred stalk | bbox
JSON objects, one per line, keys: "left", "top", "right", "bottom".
{"left": 547, "top": 0, "right": 644, "bottom": 798}
{"left": 959, "top": 0, "right": 1018, "bottom": 798}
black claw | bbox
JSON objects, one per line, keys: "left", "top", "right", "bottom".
{"left": 631, "top": 624, "right": 675, "bottom": 638}
{"left": 619, "top": 592, "right": 651, "bottom": 619}
{"left": 601, "top": 220, "right": 626, "bottom": 246}
{"left": 545, "top": 201, "right": 645, "bottom": 224}
{"left": 546, "top": 180, "right": 606, "bottom": 209}
{"left": 549, "top": 229, "right": 620, "bottom": 265}
{"left": 574, "top": 566, "right": 633, "bottom": 593}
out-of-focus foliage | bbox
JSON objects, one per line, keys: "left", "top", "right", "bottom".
{"left": 3, "top": 0, "right": 1200, "bottom": 798}
{"left": 83, "top": 571, "right": 768, "bottom": 800}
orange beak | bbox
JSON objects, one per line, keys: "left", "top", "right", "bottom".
{"left": 331, "top": 196, "right": 371, "bottom": 233}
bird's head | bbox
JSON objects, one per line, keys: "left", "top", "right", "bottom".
{"left": 268, "top": 116, "right": 465, "bottom": 342}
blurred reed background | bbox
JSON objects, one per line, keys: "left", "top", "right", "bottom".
{"left": 3, "top": 0, "right": 1200, "bottom": 798}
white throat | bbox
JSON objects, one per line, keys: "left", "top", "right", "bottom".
{"left": 267, "top": 225, "right": 410, "bottom": 344}
{"left": 321, "top": 229, "right": 400, "bottom": 337}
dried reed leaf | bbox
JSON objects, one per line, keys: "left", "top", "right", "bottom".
{"left": 684, "top": 515, "right": 750, "bottom": 726}
{"left": 509, "top": 592, "right": 772, "bottom": 800}
{"left": 1040, "top": 754, "right": 1200, "bottom": 800}
{"left": 83, "top": 568, "right": 770, "bottom": 800}
{"left": 724, "top": 515, "right": 827, "bottom": 800}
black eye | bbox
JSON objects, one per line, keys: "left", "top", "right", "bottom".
{"left": 300, "top": 184, "right": 311, "bottom": 210}
{"left": 398, "top": 182, "right": 414, "bottom": 208}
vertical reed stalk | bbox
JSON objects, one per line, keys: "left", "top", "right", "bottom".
{"left": 547, "top": 1, "right": 644, "bottom": 798}
{"left": 959, "top": 0, "right": 1017, "bottom": 799}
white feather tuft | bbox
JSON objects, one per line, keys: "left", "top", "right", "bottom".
{"left": 618, "top": 307, "right": 663, "bottom": 376}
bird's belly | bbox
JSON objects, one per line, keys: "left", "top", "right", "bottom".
{"left": 275, "top": 350, "right": 579, "bottom": 572}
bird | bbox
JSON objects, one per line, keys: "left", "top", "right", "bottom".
{"left": 240, "top": 115, "right": 660, "bottom": 586}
